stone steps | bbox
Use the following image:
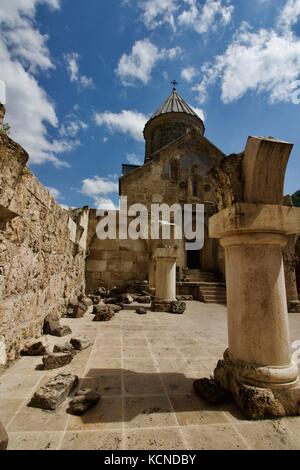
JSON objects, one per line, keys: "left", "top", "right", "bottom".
{"left": 181, "top": 269, "right": 227, "bottom": 305}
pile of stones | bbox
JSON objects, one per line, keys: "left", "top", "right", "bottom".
{"left": 87, "top": 280, "right": 155, "bottom": 319}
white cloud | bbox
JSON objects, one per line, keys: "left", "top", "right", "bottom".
{"left": 194, "top": 20, "right": 300, "bottom": 105}
{"left": 94, "top": 109, "right": 148, "bottom": 141}
{"left": 278, "top": 0, "right": 300, "bottom": 31}
{"left": 81, "top": 175, "right": 119, "bottom": 209}
{"left": 190, "top": 106, "right": 205, "bottom": 122}
{"left": 81, "top": 176, "right": 119, "bottom": 197}
{"left": 116, "top": 38, "right": 181, "bottom": 86}
{"left": 64, "top": 53, "right": 94, "bottom": 89}
{"left": 137, "top": 0, "right": 178, "bottom": 31}
{"left": 93, "top": 197, "right": 117, "bottom": 210}
{"left": 126, "top": 153, "right": 143, "bottom": 165}
{"left": 178, "top": 0, "right": 234, "bottom": 34}
{"left": 59, "top": 118, "right": 88, "bottom": 138}
{"left": 0, "top": 0, "right": 80, "bottom": 167}
{"left": 181, "top": 66, "right": 197, "bottom": 82}
{"left": 128, "top": 0, "right": 234, "bottom": 34}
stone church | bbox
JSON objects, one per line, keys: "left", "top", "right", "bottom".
{"left": 86, "top": 85, "right": 229, "bottom": 303}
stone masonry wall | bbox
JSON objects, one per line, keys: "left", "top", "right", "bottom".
{"left": 0, "top": 134, "right": 88, "bottom": 364}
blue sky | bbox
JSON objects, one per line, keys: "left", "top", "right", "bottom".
{"left": 1, "top": 0, "right": 300, "bottom": 209}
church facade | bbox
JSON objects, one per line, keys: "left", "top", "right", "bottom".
{"left": 85, "top": 87, "right": 228, "bottom": 298}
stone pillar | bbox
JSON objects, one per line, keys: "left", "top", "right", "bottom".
{"left": 194, "top": 136, "right": 300, "bottom": 419}
{"left": 152, "top": 247, "right": 178, "bottom": 311}
{"left": 283, "top": 235, "right": 300, "bottom": 313}
{"left": 148, "top": 254, "right": 156, "bottom": 289}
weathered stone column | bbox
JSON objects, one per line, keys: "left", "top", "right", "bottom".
{"left": 194, "top": 136, "right": 300, "bottom": 419}
{"left": 152, "top": 247, "right": 178, "bottom": 311}
{"left": 283, "top": 235, "right": 300, "bottom": 313}
{"left": 155, "top": 248, "right": 177, "bottom": 301}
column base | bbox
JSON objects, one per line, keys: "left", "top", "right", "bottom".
{"left": 151, "top": 300, "right": 186, "bottom": 314}
{"left": 194, "top": 350, "right": 300, "bottom": 420}
{"left": 288, "top": 300, "right": 300, "bottom": 313}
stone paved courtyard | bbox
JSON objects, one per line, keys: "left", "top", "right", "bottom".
{"left": 1, "top": 301, "right": 300, "bottom": 450}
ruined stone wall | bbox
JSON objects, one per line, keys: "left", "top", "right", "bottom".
{"left": 0, "top": 134, "right": 88, "bottom": 364}
{"left": 85, "top": 210, "right": 148, "bottom": 291}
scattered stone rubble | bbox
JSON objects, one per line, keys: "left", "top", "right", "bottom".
{"left": 43, "top": 315, "right": 72, "bottom": 337}
{"left": 67, "top": 388, "right": 101, "bottom": 416}
{"left": 53, "top": 343, "right": 76, "bottom": 355}
{"left": 28, "top": 374, "right": 79, "bottom": 411}
{"left": 42, "top": 352, "right": 73, "bottom": 370}
{"left": 136, "top": 308, "right": 148, "bottom": 315}
{"left": 21, "top": 337, "right": 49, "bottom": 356}
{"left": 70, "top": 336, "right": 93, "bottom": 351}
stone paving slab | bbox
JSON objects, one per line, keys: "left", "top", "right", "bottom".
{"left": 0, "top": 302, "right": 300, "bottom": 450}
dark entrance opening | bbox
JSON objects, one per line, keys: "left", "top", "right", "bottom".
{"left": 187, "top": 249, "right": 200, "bottom": 269}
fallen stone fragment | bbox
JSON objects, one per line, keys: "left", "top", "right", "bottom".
{"left": 88, "top": 295, "right": 102, "bottom": 305}
{"left": 0, "top": 421, "right": 8, "bottom": 450}
{"left": 136, "top": 295, "right": 151, "bottom": 304}
{"left": 136, "top": 308, "right": 148, "bottom": 315}
{"left": 42, "top": 352, "right": 73, "bottom": 370}
{"left": 93, "top": 307, "right": 114, "bottom": 322}
{"left": 53, "top": 343, "right": 76, "bottom": 355}
{"left": 106, "top": 304, "right": 122, "bottom": 313}
{"left": 21, "top": 337, "right": 49, "bottom": 356}
{"left": 78, "top": 294, "right": 93, "bottom": 307}
{"left": 120, "top": 293, "right": 134, "bottom": 304}
{"left": 104, "top": 297, "right": 121, "bottom": 305}
{"left": 176, "top": 295, "right": 194, "bottom": 301}
{"left": 28, "top": 373, "right": 79, "bottom": 411}
{"left": 95, "top": 286, "right": 107, "bottom": 297}
{"left": 171, "top": 301, "right": 186, "bottom": 314}
{"left": 43, "top": 315, "right": 72, "bottom": 337}
{"left": 67, "top": 388, "right": 101, "bottom": 416}
{"left": 66, "top": 301, "right": 87, "bottom": 319}
{"left": 193, "top": 378, "right": 233, "bottom": 406}
{"left": 70, "top": 336, "right": 93, "bottom": 351}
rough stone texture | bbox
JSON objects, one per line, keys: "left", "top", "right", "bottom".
{"left": 43, "top": 315, "right": 72, "bottom": 337}
{"left": 21, "top": 337, "right": 49, "bottom": 356}
{"left": 207, "top": 153, "right": 245, "bottom": 212}
{"left": 136, "top": 295, "right": 151, "bottom": 304}
{"left": 53, "top": 343, "right": 76, "bottom": 355}
{"left": 78, "top": 294, "right": 93, "bottom": 307}
{"left": 106, "top": 304, "right": 122, "bottom": 313}
{"left": 171, "top": 301, "right": 186, "bottom": 314}
{"left": 67, "top": 389, "right": 101, "bottom": 416}
{"left": 93, "top": 308, "right": 114, "bottom": 322}
{"left": 136, "top": 308, "right": 148, "bottom": 315}
{"left": 89, "top": 295, "right": 102, "bottom": 305}
{"left": 0, "top": 420, "right": 8, "bottom": 450}
{"left": 66, "top": 301, "right": 87, "bottom": 319}
{"left": 0, "top": 133, "right": 88, "bottom": 363}
{"left": 28, "top": 373, "right": 79, "bottom": 411}
{"left": 151, "top": 301, "right": 173, "bottom": 313}
{"left": 70, "top": 337, "right": 93, "bottom": 351}
{"left": 193, "top": 378, "right": 233, "bottom": 406}
{"left": 120, "top": 293, "right": 134, "bottom": 305}
{"left": 42, "top": 352, "right": 73, "bottom": 370}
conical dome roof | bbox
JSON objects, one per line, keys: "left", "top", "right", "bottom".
{"left": 151, "top": 89, "right": 202, "bottom": 121}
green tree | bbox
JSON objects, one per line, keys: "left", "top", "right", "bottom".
{"left": 292, "top": 190, "right": 300, "bottom": 208}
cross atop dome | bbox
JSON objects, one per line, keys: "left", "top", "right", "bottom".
{"left": 171, "top": 79, "right": 178, "bottom": 91}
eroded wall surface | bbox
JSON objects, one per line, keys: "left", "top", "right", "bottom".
{"left": 0, "top": 134, "right": 88, "bottom": 364}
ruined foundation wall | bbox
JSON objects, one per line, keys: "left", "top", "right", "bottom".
{"left": 0, "top": 134, "right": 87, "bottom": 364}
{"left": 86, "top": 210, "right": 148, "bottom": 291}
